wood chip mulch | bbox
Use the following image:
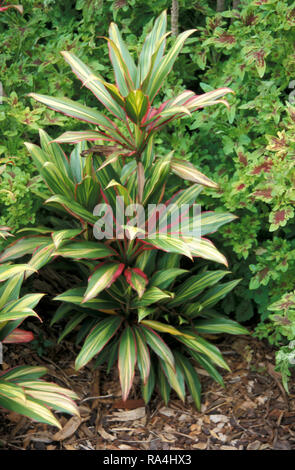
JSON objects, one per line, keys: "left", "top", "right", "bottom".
{"left": 1, "top": 333, "right": 295, "bottom": 451}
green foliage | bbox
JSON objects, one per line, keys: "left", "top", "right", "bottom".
{"left": 3, "top": 12, "right": 247, "bottom": 408}
{"left": 164, "top": 0, "right": 295, "bottom": 383}
{"left": 0, "top": 228, "right": 79, "bottom": 427}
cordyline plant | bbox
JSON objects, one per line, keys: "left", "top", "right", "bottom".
{"left": 0, "top": 228, "right": 80, "bottom": 428}
{"left": 2, "top": 11, "right": 248, "bottom": 407}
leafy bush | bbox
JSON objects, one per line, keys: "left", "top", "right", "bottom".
{"left": 2, "top": 11, "right": 248, "bottom": 407}
{"left": 0, "top": 227, "right": 79, "bottom": 427}
{"left": 151, "top": 0, "right": 295, "bottom": 385}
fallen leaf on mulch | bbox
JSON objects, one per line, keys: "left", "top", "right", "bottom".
{"left": 97, "top": 424, "right": 116, "bottom": 441}
{"left": 52, "top": 416, "right": 82, "bottom": 441}
{"left": 108, "top": 407, "right": 146, "bottom": 422}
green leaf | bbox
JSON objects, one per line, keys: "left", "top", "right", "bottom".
{"left": 194, "top": 317, "right": 249, "bottom": 335}
{"left": 176, "top": 333, "right": 230, "bottom": 371}
{"left": 108, "top": 22, "right": 137, "bottom": 95}
{"left": 84, "top": 263, "right": 124, "bottom": 302}
{"left": 26, "top": 244, "right": 55, "bottom": 274}
{"left": 134, "top": 327, "right": 150, "bottom": 385}
{"left": 45, "top": 195, "right": 97, "bottom": 224}
{"left": 0, "top": 366, "right": 47, "bottom": 382}
{"left": 175, "top": 352, "right": 201, "bottom": 410}
{"left": 157, "top": 363, "right": 171, "bottom": 405}
{"left": 58, "top": 312, "right": 88, "bottom": 343}
{"left": 142, "top": 361, "right": 155, "bottom": 404}
{"left": 196, "top": 279, "right": 241, "bottom": 310}
{"left": 125, "top": 90, "right": 149, "bottom": 124}
{"left": 38, "top": 129, "right": 71, "bottom": 178}
{"left": 132, "top": 287, "right": 172, "bottom": 307}
{"left": 53, "top": 131, "right": 102, "bottom": 144}
{"left": 150, "top": 268, "right": 187, "bottom": 290}
{"left": 182, "top": 237, "right": 228, "bottom": 266}
{"left": 141, "top": 325, "right": 175, "bottom": 370}
{"left": 170, "top": 158, "right": 218, "bottom": 188}
{"left": 75, "top": 316, "right": 122, "bottom": 369}
{"left": 51, "top": 229, "right": 82, "bottom": 249}
{"left": 40, "top": 161, "right": 75, "bottom": 199}
{"left": 55, "top": 241, "right": 115, "bottom": 259}
{"left": 138, "top": 11, "right": 168, "bottom": 86}
{"left": 189, "top": 351, "right": 224, "bottom": 387}
{"left": 143, "top": 234, "right": 192, "bottom": 260}
{"left": 0, "top": 237, "right": 51, "bottom": 263}
{"left": 118, "top": 326, "right": 137, "bottom": 401}
{"left": 159, "top": 359, "right": 185, "bottom": 402}
{"left": 54, "top": 287, "right": 118, "bottom": 311}
{"left": 61, "top": 51, "right": 125, "bottom": 120}
{"left": 29, "top": 94, "right": 114, "bottom": 128}
{"left": 0, "top": 264, "right": 37, "bottom": 282}
{"left": 0, "top": 385, "right": 62, "bottom": 429}
{"left": 145, "top": 29, "right": 196, "bottom": 102}
{"left": 141, "top": 320, "right": 193, "bottom": 339}
{"left": 200, "top": 212, "right": 237, "bottom": 236}
{"left": 137, "top": 307, "right": 155, "bottom": 323}
{"left": 169, "top": 270, "right": 229, "bottom": 307}
{"left": 124, "top": 267, "right": 148, "bottom": 298}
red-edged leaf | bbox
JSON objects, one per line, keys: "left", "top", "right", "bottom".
{"left": 3, "top": 329, "right": 34, "bottom": 344}
{"left": 84, "top": 262, "right": 125, "bottom": 302}
{"left": 118, "top": 326, "right": 137, "bottom": 401}
{"left": 124, "top": 267, "right": 148, "bottom": 298}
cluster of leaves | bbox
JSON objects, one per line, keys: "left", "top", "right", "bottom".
{"left": 0, "top": 0, "right": 137, "bottom": 241}
{"left": 0, "top": 11, "right": 248, "bottom": 416}
{"left": 0, "top": 226, "right": 79, "bottom": 428}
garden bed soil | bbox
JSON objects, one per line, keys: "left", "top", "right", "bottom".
{"left": 1, "top": 333, "right": 295, "bottom": 450}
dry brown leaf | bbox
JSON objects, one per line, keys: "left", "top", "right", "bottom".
{"left": 209, "top": 414, "right": 229, "bottom": 424}
{"left": 247, "top": 440, "right": 261, "bottom": 450}
{"left": 159, "top": 407, "right": 176, "bottom": 417}
{"left": 52, "top": 416, "right": 82, "bottom": 441}
{"left": 108, "top": 407, "right": 146, "bottom": 422}
{"left": 193, "top": 442, "right": 207, "bottom": 450}
{"left": 97, "top": 424, "right": 116, "bottom": 441}
{"left": 30, "top": 432, "right": 53, "bottom": 444}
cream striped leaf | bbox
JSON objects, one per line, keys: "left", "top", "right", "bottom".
{"left": 75, "top": 316, "right": 122, "bottom": 370}
{"left": 28, "top": 94, "right": 113, "bottom": 127}
{"left": 170, "top": 158, "right": 218, "bottom": 188}
{"left": 169, "top": 270, "right": 229, "bottom": 307}
{"left": 176, "top": 333, "right": 230, "bottom": 371}
{"left": 141, "top": 325, "right": 175, "bottom": 370}
{"left": 61, "top": 51, "right": 125, "bottom": 120}
{"left": 145, "top": 29, "right": 196, "bottom": 102}
{"left": 54, "top": 240, "right": 114, "bottom": 260}
{"left": 0, "top": 264, "right": 37, "bottom": 282}
{"left": 159, "top": 359, "right": 185, "bottom": 402}
{"left": 182, "top": 237, "right": 228, "bottom": 266}
{"left": 194, "top": 317, "right": 249, "bottom": 335}
{"left": 175, "top": 352, "right": 201, "bottom": 410}
{"left": 196, "top": 279, "right": 242, "bottom": 310}
{"left": 138, "top": 10, "right": 167, "bottom": 86}
{"left": 84, "top": 263, "right": 124, "bottom": 302}
{"left": 118, "top": 326, "right": 137, "bottom": 401}
{"left": 134, "top": 327, "right": 150, "bottom": 385}
{"left": 143, "top": 234, "right": 193, "bottom": 260}
{"left": 141, "top": 320, "right": 193, "bottom": 339}
{"left": 0, "top": 384, "right": 62, "bottom": 429}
